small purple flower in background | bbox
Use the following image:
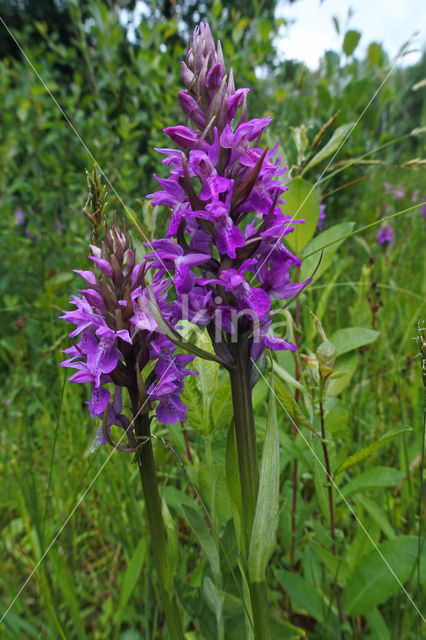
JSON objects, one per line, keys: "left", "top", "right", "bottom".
{"left": 377, "top": 225, "right": 394, "bottom": 245}
{"left": 147, "top": 22, "right": 309, "bottom": 368}
{"left": 383, "top": 182, "right": 405, "bottom": 200}
{"left": 420, "top": 202, "right": 426, "bottom": 219}
{"left": 411, "top": 189, "right": 420, "bottom": 203}
{"left": 60, "top": 216, "right": 196, "bottom": 451}
{"left": 14, "top": 208, "right": 24, "bottom": 225}
{"left": 317, "top": 195, "right": 326, "bottom": 231}
{"left": 392, "top": 185, "right": 405, "bottom": 200}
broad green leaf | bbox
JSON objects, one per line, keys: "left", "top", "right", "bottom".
{"left": 341, "top": 466, "right": 405, "bottom": 498}
{"left": 210, "top": 380, "right": 233, "bottom": 431}
{"left": 113, "top": 538, "right": 146, "bottom": 637}
{"left": 335, "top": 427, "right": 412, "bottom": 474}
{"left": 283, "top": 177, "right": 320, "bottom": 254}
{"left": 302, "top": 123, "right": 355, "bottom": 174}
{"left": 274, "top": 363, "right": 304, "bottom": 391}
{"left": 327, "top": 351, "right": 359, "bottom": 397}
{"left": 195, "top": 333, "right": 219, "bottom": 397}
{"left": 162, "top": 498, "right": 179, "bottom": 579}
{"left": 367, "top": 42, "right": 383, "bottom": 66}
{"left": 199, "top": 464, "right": 232, "bottom": 526}
{"left": 299, "top": 222, "right": 355, "bottom": 283}
{"left": 163, "top": 486, "right": 198, "bottom": 520}
{"left": 222, "top": 591, "right": 244, "bottom": 616}
{"left": 203, "top": 576, "right": 224, "bottom": 619}
{"left": 174, "top": 576, "right": 216, "bottom": 640}
{"left": 248, "top": 381, "right": 280, "bottom": 582}
{"left": 291, "top": 125, "right": 310, "bottom": 163}
{"left": 355, "top": 495, "right": 396, "bottom": 540}
{"left": 308, "top": 537, "right": 350, "bottom": 582}
{"left": 182, "top": 504, "right": 221, "bottom": 580}
{"left": 365, "top": 609, "right": 391, "bottom": 640}
{"left": 330, "top": 327, "right": 380, "bottom": 357}
{"left": 342, "top": 536, "right": 423, "bottom": 615}
{"left": 275, "top": 569, "right": 327, "bottom": 623}
{"left": 270, "top": 617, "right": 306, "bottom": 639}
{"left": 343, "top": 30, "right": 361, "bottom": 56}
{"left": 182, "top": 375, "right": 206, "bottom": 434}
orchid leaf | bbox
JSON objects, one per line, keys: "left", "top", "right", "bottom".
{"left": 248, "top": 376, "right": 280, "bottom": 582}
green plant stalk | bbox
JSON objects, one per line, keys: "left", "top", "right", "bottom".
{"left": 290, "top": 271, "right": 301, "bottom": 572}
{"left": 319, "top": 379, "right": 344, "bottom": 637}
{"left": 229, "top": 339, "right": 271, "bottom": 640}
{"left": 131, "top": 401, "right": 185, "bottom": 640}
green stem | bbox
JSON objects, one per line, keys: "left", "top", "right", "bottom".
{"left": 132, "top": 406, "right": 185, "bottom": 640}
{"left": 290, "top": 271, "right": 301, "bottom": 572}
{"left": 319, "top": 381, "right": 345, "bottom": 638}
{"left": 228, "top": 339, "right": 271, "bottom": 640}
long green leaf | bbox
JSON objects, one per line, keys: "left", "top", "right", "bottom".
{"left": 195, "top": 332, "right": 219, "bottom": 396}
{"left": 275, "top": 569, "right": 328, "bottom": 623}
{"left": 341, "top": 466, "right": 405, "bottom": 498}
{"left": 211, "top": 381, "right": 234, "bottom": 431}
{"left": 182, "top": 504, "right": 221, "bottom": 580}
{"left": 284, "top": 177, "right": 320, "bottom": 254}
{"left": 275, "top": 378, "right": 320, "bottom": 436}
{"left": 113, "top": 538, "right": 146, "bottom": 638}
{"left": 302, "top": 123, "right": 355, "bottom": 174}
{"left": 329, "top": 327, "right": 380, "bottom": 357}
{"left": 365, "top": 609, "right": 391, "bottom": 640}
{"left": 225, "top": 422, "right": 244, "bottom": 555}
{"left": 299, "top": 222, "right": 355, "bottom": 283}
{"left": 342, "top": 536, "right": 424, "bottom": 615}
{"left": 248, "top": 379, "right": 280, "bottom": 582}
{"left": 335, "top": 427, "right": 412, "bottom": 474}
{"left": 182, "top": 374, "right": 207, "bottom": 434}
{"left": 327, "top": 351, "right": 359, "bottom": 397}
{"left": 308, "top": 537, "right": 350, "bottom": 582}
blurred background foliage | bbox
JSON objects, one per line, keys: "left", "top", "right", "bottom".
{"left": 0, "top": 1, "right": 425, "bottom": 638}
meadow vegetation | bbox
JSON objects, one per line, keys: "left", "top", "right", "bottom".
{"left": 0, "top": 2, "right": 425, "bottom": 638}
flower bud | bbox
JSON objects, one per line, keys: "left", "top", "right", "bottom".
{"left": 317, "top": 340, "right": 336, "bottom": 379}
{"left": 123, "top": 249, "right": 135, "bottom": 277}
{"left": 178, "top": 91, "right": 206, "bottom": 128}
{"left": 181, "top": 61, "right": 195, "bottom": 90}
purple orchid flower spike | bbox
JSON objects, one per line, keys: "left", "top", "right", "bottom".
{"left": 60, "top": 215, "right": 197, "bottom": 451}
{"left": 145, "top": 22, "right": 310, "bottom": 375}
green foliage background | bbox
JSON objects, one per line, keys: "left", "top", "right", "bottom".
{"left": 0, "top": 1, "right": 425, "bottom": 638}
